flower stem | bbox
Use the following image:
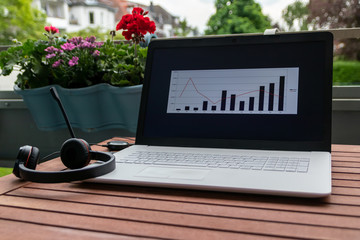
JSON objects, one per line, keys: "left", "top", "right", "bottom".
{"left": 134, "top": 42, "right": 138, "bottom": 58}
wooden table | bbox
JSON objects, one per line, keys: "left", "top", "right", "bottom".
{"left": 1, "top": 138, "right": 360, "bottom": 239}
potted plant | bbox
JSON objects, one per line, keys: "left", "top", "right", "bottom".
{"left": 0, "top": 8, "right": 156, "bottom": 133}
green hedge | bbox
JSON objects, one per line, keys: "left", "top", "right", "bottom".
{"left": 333, "top": 60, "right": 360, "bottom": 85}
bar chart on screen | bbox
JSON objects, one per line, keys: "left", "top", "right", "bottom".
{"left": 166, "top": 68, "right": 299, "bottom": 115}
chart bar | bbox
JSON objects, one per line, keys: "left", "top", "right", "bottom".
{"left": 221, "top": 90, "right": 227, "bottom": 111}
{"left": 268, "top": 83, "right": 275, "bottom": 111}
{"left": 239, "top": 101, "right": 245, "bottom": 111}
{"left": 203, "top": 101, "right": 208, "bottom": 111}
{"left": 279, "top": 76, "right": 285, "bottom": 111}
{"left": 259, "top": 86, "right": 265, "bottom": 111}
{"left": 249, "top": 97, "right": 254, "bottom": 111}
{"left": 194, "top": 107, "right": 199, "bottom": 111}
{"left": 211, "top": 106, "right": 216, "bottom": 111}
{"left": 230, "top": 94, "right": 236, "bottom": 111}
{"left": 185, "top": 106, "right": 190, "bottom": 111}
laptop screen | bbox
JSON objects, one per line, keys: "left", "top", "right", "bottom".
{"left": 137, "top": 32, "right": 333, "bottom": 152}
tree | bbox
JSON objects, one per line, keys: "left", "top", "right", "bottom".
{"left": 281, "top": 0, "right": 310, "bottom": 31}
{"left": 205, "top": 0, "right": 272, "bottom": 35}
{"left": 308, "top": 0, "right": 360, "bottom": 60}
{"left": 174, "top": 18, "right": 197, "bottom": 37}
{"left": 0, "top": 0, "right": 46, "bottom": 45}
{"left": 308, "top": 0, "right": 360, "bottom": 29}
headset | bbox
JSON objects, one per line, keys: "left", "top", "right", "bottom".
{"left": 13, "top": 138, "right": 115, "bottom": 183}
{"left": 12, "top": 87, "right": 116, "bottom": 183}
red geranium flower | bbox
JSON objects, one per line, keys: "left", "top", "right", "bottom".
{"left": 50, "top": 25, "right": 59, "bottom": 34}
{"left": 116, "top": 7, "right": 156, "bottom": 43}
{"left": 44, "top": 25, "right": 59, "bottom": 34}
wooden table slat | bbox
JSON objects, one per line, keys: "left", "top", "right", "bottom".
{"left": 332, "top": 172, "right": 360, "bottom": 181}
{"left": 332, "top": 161, "right": 360, "bottom": 168}
{"left": 332, "top": 179, "right": 360, "bottom": 188}
{"left": 332, "top": 167, "right": 360, "bottom": 174}
{"left": 0, "top": 219, "right": 137, "bottom": 240}
{"left": 332, "top": 156, "right": 360, "bottom": 162}
{"left": 332, "top": 144, "right": 360, "bottom": 153}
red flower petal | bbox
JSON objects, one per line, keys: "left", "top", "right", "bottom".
{"left": 122, "top": 31, "right": 133, "bottom": 40}
{"left": 50, "top": 25, "right": 59, "bottom": 34}
{"left": 132, "top": 7, "right": 144, "bottom": 15}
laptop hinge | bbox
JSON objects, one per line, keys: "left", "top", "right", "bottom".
{"left": 264, "top": 28, "right": 280, "bottom": 35}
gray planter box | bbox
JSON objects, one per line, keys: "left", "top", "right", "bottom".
{"left": 14, "top": 83, "right": 142, "bottom": 133}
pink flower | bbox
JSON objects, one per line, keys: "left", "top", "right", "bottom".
{"left": 61, "top": 42, "right": 76, "bottom": 51}
{"left": 46, "top": 53, "right": 56, "bottom": 59}
{"left": 68, "top": 37, "right": 83, "bottom": 45}
{"left": 68, "top": 56, "right": 79, "bottom": 67}
{"left": 52, "top": 59, "right": 63, "bottom": 68}
{"left": 86, "top": 36, "right": 96, "bottom": 43}
{"left": 45, "top": 46, "right": 58, "bottom": 53}
{"left": 92, "top": 50, "right": 100, "bottom": 57}
{"left": 79, "top": 41, "right": 95, "bottom": 49}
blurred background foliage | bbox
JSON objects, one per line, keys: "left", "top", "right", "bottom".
{"left": 1, "top": 0, "right": 360, "bottom": 85}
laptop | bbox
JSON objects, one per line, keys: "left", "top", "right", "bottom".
{"left": 90, "top": 31, "right": 333, "bottom": 198}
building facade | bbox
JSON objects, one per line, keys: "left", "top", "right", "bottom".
{"left": 32, "top": 0, "right": 117, "bottom": 33}
{"left": 31, "top": 0, "right": 180, "bottom": 37}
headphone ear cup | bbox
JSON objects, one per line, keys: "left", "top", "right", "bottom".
{"left": 16, "top": 145, "right": 39, "bottom": 170}
{"left": 60, "top": 138, "right": 91, "bottom": 169}
{"left": 26, "top": 146, "right": 40, "bottom": 170}
{"left": 13, "top": 145, "right": 40, "bottom": 178}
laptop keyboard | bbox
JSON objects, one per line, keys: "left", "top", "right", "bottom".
{"left": 117, "top": 151, "right": 310, "bottom": 173}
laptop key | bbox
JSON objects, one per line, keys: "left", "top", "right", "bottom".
{"left": 297, "top": 166, "right": 309, "bottom": 173}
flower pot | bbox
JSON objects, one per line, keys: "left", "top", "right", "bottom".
{"left": 14, "top": 83, "right": 142, "bottom": 133}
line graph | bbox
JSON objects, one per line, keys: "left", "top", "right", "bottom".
{"left": 166, "top": 68, "right": 299, "bottom": 114}
{"left": 179, "top": 77, "right": 281, "bottom": 105}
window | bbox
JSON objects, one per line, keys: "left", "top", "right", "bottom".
{"left": 89, "top": 12, "right": 94, "bottom": 24}
{"left": 41, "top": 1, "right": 64, "bottom": 18}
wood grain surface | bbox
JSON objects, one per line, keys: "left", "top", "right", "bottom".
{"left": 0, "top": 139, "right": 359, "bottom": 239}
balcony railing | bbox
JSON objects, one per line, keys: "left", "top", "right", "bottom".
{"left": 1, "top": 28, "right": 360, "bottom": 161}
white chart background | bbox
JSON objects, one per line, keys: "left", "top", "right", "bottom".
{"left": 167, "top": 68, "right": 299, "bottom": 115}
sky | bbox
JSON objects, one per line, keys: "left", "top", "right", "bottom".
{"left": 132, "top": 0, "right": 297, "bottom": 33}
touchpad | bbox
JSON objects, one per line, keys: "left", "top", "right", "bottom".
{"left": 136, "top": 167, "right": 210, "bottom": 180}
